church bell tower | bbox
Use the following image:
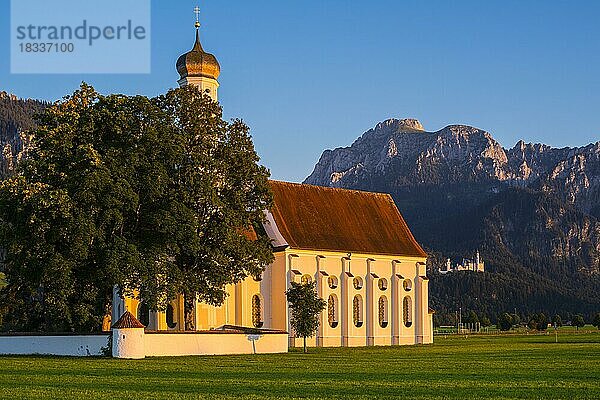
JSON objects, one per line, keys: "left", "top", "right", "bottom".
{"left": 176, "top": 7, "right": 220, "bottom": 101}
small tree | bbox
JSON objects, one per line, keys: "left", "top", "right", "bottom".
{"left": 480, "top": 315, "right": 491, "bottom": 328}
{"left": 536, "top": 313, "right": 548, "bottom": 331}
{"left": 572, "top": 315, "right": 585, "bottom": 330}
{"left": 285, "top": 281, "right": 326, "bottom": 353}
{"left": 592, "top": 313, "right": 600, "bottom": 330}
{"left": 511, "top": 313, "right": 521, "bottom": 327}
{"left": 551, "top": 314, "right": 563, "bottom": 328}
{"left": 497, "top": 313, "right": 513, "bottom": 331}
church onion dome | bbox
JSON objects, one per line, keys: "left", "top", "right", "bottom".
{"left": 176, "top": 30, "right": 221, "bottom": 81}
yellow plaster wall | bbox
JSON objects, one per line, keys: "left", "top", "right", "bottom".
{"left": 281, "top": 249, "right": 429, "bottom": 348}
{"left": 118, "top": 248, "right": 431, "bottom": 348}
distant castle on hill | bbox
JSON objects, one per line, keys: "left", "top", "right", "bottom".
{"left": 439, "top": 252, "right": 484, "bottom": 274}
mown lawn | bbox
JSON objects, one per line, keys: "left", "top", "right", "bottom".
{"left": 0, "top": 332, "right": 599, "bottom": 399}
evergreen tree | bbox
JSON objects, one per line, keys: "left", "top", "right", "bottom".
{"left": 285, "top": 281, "right": 326, "bottom": 353}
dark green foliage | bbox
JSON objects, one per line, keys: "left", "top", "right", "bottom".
{"left": 511, "top": 314, "right": 521, "bottom": 327}
{"left": 0, "top": 84, "right": 273, "bottom": 332}
{"left": 593, "top": 313, "right": 600, "bottom": 330}
{"left": 465, "top": 310, "right": 479, "bottom": 324}
{"left": 497, "top": 312, "right": 513, "bottom": 331}
{"left": 528, "top": 313, "right": 548, "bottom": 331}
{"left": 285, "top": 281, "right": 326, "bottom": 353}
{"left": 480, "top": 315, "right": 491, "bottom": 327}
{"left": 552, "top": 314, "right": 563, "bottom": 327}
{"left": 572, "top": 315, "right": 586, "bottom": 329}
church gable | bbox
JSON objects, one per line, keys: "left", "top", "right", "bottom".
{"left": 266, "top": 180, "right": 427, "bottom": 257}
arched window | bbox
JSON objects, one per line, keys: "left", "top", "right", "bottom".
{"left": 353, "top": 295, "right": 363, "bottom": 327}
{"left": 403, "top": 296, "right": 412, "bottom": 328}
{"left": 327, "top": 275, "right": 338, "bottom": 289}
{"left": 166, "top": 304, "right": 177, "bottom": 329}
{"left": 301, "top": 274, "right": 312, "bottom": 285}
{"left": 137, "top": 302, "right": 149, "bottom": 327}
{"left": 378, "top": 278, "right": 388, "bottom": 291}
{"left": 327, "top": 294, "right": 338, "bottom": 328}
{"left": 252, "top": 294, "right": 264, "bottom": 328}
{"left": 353, "top": 276, "right": 363, "bottom": 290}
{"left": 378, "top": 296, "right": 388, "bottom": 328}
{"left": 403, "top": 279, "right": 412, "bottom": 291}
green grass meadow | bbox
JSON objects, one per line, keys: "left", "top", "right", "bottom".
{"left": 0, "top": 332, "right": 599, "bottom": 400}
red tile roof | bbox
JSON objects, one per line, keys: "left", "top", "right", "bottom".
{"left": 269, "top": 181, "right": 427, "bottom": 257}
{"left": 111, "top": 311, "right": 145, "bottom": 329}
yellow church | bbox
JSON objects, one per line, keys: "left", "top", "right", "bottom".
{"left": 111, "top": 13, "right": 433, "bottom": 350}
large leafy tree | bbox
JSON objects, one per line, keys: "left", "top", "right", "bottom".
{"left": 0, "top": 84, "right": 273, "bottom": 332}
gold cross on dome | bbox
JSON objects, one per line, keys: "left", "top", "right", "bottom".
{"left": 194, "top": 6, "right": 201, "bottom": 28}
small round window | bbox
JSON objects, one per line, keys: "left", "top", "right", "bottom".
{"left": 328, "top": 275, "right": 338, "bottom": 289}
{"left": 378, "top": 278, "right": 388, "bottom": 291}
{"left": 403, "top": 279, "right": 412, "bottom": 291}
{"left": 353, "top": 277, "right": 363, "bottom": 290}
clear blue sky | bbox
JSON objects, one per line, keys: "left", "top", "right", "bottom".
{"left": 2, "top": 0, "right": 599, "bottom": 182}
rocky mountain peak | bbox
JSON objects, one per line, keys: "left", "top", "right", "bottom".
{"left": 305, "top": 117, "right": 598, "bottom": 194}
{"left": 373, "top": 118, "right": 424, "bottom": 133}
{"left": 397, "top": 118, "right": 425, "bottom": 132}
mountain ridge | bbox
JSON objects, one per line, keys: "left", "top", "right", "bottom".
{"left": 306, "top": 117, "right": 600, "bottom": 322}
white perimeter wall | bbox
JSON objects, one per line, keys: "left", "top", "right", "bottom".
{"left": 0, "top": 332, "right": 288, "bottom": 357}
{"left": 0, "top": 335, "right": 109, "bottom": 356}
{"left": 144, "top": 332, "right": 288, "bottom": 357}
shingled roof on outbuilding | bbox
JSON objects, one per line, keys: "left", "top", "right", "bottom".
{"left": 111, "top": 311, "right": 145, "bottom": 329}
{"left": 268, "top": 181, "right": 427, "bottom": 258}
